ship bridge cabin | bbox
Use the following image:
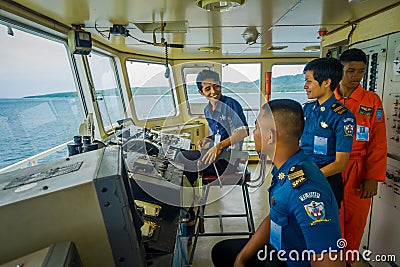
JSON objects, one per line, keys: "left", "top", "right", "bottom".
{"left": 0, "top": 0, "right": 399, "bottom": 266}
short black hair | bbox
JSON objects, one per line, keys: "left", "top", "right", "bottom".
{"left": 303, "top": 57, "right": 343, "bottom": 91}
{"left": 262, "top": 99, "right": 304, "bottom": 140}
{"left": 339, "top": 48, "right": 367, "bottom": 64}
{"left": 196, "top": 69, "right": 221, "bottom": 90}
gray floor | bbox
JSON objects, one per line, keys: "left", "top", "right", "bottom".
{"left": 184, "top": 164, "right": 369, "bottom": 267}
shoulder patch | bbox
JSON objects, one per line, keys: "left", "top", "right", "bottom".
{"left": 304, "top": 200, "right": 330, "bottom": 226}
{"left": 331, "top": 103, "right": 348, "bottom": 115}
{"left": 376, "top": 107, "right": 383, "bottom": 121}
{"left": 288, "top": 165, "right": 307, "bottom": 189}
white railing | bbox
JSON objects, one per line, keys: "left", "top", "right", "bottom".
{"left": 0, "top": 141, "right": 69, "bottom": 174}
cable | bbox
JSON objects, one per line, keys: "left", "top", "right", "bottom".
{"left": 127, "top": 32, "right": 153, "bottom": 45}
{"left": 94, "top": 22, "right": 110, "bottom": 39}
{"left": 347, "top": 22, "right": 357, "bottom": 45}
{"left": 247, "top": 154, "right": 268, "bottom": 189}
{"left": 164, "top": 44, "right": 170, "bottom": 78}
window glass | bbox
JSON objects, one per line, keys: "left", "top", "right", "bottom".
{"left": 222, "top": 63, "right": 260, "bottom": 127}
{"left": 0, "top": 26, "right": 83, "bottom": 169}
{"left": 222, "top": 63, "right": 261, "bottom": 153}
{"left": 184, "top": 67, "right": 210, "bottom": 115}
{"left": 271, "top": 64, "right": 307, "bottom": 104}
{"left": 126, "top": 61, "right": 177, "bottom": 120}
{"left": 88, "top": 53, "right": 124, "bottom": 128}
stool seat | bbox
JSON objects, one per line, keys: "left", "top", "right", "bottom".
{"left": 202, "top": 169, "right": 251, "bottom": 185}
{"left": 184, "top": 151, "right": 255, "bottom": 265}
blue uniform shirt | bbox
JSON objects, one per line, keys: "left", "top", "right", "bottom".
{"left": 300, "top": 95, "right": 355, "bottom": 165}
{"left": 204, "top": 95, "right": 248, "bottom": 150}
{"left": 268, "top": 150, "right": 342, "bottom": 267}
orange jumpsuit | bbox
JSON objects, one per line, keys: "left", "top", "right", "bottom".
{"left": 334, "top": 85, "right": 387, "bottom": 263}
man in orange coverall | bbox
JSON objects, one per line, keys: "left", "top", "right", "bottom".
{"left": 334, "top": 48, "right": 387, "bottom": 266}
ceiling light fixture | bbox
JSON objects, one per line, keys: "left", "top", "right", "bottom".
{"left": 197, "top": 46, "right": 221, "bottom": 52}
{"left": 267, "top": 45, "right": 288, "bottom": 51}
{"left": 303, "top": 45, "right": 320, "bottom": 51}
{"left": 196, "top": 0, "right": 245, "bottom": 12}
{"left": 242, "top": 26, "right": 259, "bottom": 45}
{"left": 348, "top": 0, "right": 367, "bottom": 3}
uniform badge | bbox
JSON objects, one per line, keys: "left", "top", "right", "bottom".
{"left": 344, "top": 124, "right": 354, "bottom": 137}
{"left": 320, "top": 106, "right": 326, "bottom": 112}
{"left": 278, "top": 172, "right": 285, "bottom": 180}
{"left": 288, "top": 165, "right": 307, "bottom": 189}
{"left": 271, "top": 196, "right": 275, "bottom": 206}
{"left": 376, "top": 107, "right": 383, "bottom": 121}
{"left": 358, "top": 105, "right": 373, "bottom": 116}
{"left": 331, "top": 103, "right": 347, "bottom": 115}
{"left": 304, "top": 200, "right": 330, "bottom": 226}
{"left": 320, "top": 121, "right": 328, "bottom": 128}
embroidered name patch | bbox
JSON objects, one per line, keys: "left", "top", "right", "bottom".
{"left": 358, "top": 105, "right": 373, "bottom": 116}
{"left": 299, "top": 191, "right": 321, "bottom": 201}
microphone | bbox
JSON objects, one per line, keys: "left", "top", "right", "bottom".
{"left": 164, "top": 67, "right": 170, "bottom": 78}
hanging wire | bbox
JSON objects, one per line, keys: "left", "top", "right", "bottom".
{"left": 347, "top": 22, "right": 357, "bottom": 45}
{"left": 247, "top": 154, "right": 269, "bottom": 189}
{"left": 94, "top": 22, "right": 110, "bottom": 39}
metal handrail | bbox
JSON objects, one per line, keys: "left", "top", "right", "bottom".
{"left": 0, "top": 141, "right": 69, "bottom": 174}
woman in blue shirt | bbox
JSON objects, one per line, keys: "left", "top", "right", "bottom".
{"left": 300, "top": 58, "right": 356, "bottom": 208}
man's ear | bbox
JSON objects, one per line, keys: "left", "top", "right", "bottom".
{"left": 267, "top": 129, "right": 275, "bottom": 144}
{"left": 198, "top": 89, "right": 204, "bottom": 96}
{"left": 323, "top": 78, "right": 332, "bottom": 89}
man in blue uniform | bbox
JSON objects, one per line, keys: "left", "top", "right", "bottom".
{"left": 176, "top": 69, "right": 249, "bottom": 225}
{"left": 212, "top": 99, "right": 344, "bottom": 267}
{"left": 300, "top": 58, "right": 355, "bottom": 207}
{"left": 176, "top": 69, "right": 249, "bottom": 184}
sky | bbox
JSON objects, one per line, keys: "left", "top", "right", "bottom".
{"left": 0, "top": 25, "right": 305, "bottom": 98}
{"left": 0, "top": 26, "right": 76, "bottom": 98}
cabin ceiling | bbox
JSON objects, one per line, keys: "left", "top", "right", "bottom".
{"left": 2, "top": 0, "right": 400, "bottom": 58}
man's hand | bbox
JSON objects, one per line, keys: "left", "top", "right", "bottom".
{"left": 233, "top": 255, "right": 246, "bottom": 267}
{"left": 201, "top": 144, "right": 222, "bottom": 164}
{"left": 198, "top": 137, "right": 212, "bottom": 150}
{"left": 359, "top": 178, "right": 378, "bottom": 198}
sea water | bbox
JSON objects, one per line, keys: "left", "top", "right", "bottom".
{"left": 0, "top": 92, "right": 308, "bottom": 170}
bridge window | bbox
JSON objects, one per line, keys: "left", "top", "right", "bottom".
{"left": 88, "top": 53, "right": 124, "bottom": 129}
{"left": 0, "top": 26, "right": 82, "bottom": 170}
{"left": 271, "top": 64, "right": 307, "bottom": 104}
{"left": 126, "top": 61, "right": 177, "bottom": 120}
{"left": 222, "top": 63, "right": 261, "bottom": 153}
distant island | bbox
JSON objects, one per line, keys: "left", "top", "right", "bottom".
{"left": 24, "top": 74, "right": 304, "bottom": 98}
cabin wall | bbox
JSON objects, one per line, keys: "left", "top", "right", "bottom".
{"left": 322, "top": 5, "right": 400, "bottom": 50}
